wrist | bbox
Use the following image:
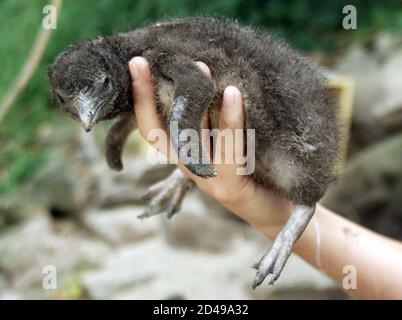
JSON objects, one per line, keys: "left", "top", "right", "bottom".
{"left": 223, "top": 187, "right": 293, "bottom": 239}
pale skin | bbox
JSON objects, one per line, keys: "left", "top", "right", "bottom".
{"left": 128, "top": 56, "right": 402, "bottom": 300}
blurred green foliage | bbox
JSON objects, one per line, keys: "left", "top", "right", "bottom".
{"left": 0, "top": 0, "right": 401, "bottom": 194}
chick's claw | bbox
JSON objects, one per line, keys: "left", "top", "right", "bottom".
{"left": 138, "top": 168, "right": 192, "bottom": 219}
{"left": 252, "top": 204, "right": 316, "bottom": 288}
{"left": 252, "top": 237, "right": 290, "bottom": 289}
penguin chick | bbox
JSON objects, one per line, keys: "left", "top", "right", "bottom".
{"left": 48, "top": 17, "right": 340, "bottom": 287}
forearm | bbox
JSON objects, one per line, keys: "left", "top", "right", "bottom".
{"left": 224, "top": 196, "right": 402, "bottom": 299}
{"left": 296, "top": 205, "right": 402, "bottom": 299}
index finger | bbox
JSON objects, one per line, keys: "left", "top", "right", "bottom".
{"left": 129, "top": 57, "right": 164, "bottom": 139}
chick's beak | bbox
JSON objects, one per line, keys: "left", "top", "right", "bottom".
{"left": 79, "top": 108, "right": 95, "bottom": 132}
{"left": 77, "top": 95, "right": 98, "bottom": 132}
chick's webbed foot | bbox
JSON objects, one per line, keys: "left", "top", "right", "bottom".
{"left": 252, "top": 204, "right": 316, "bottom": 288}
{"left": 139, "top": 168, "right": 192, "bottom": 219}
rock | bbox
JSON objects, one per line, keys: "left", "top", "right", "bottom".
{"left": 372, "top": 32, "right": 402, "bottom": 61}
{"left": 381, "top": 49, "right": 402, "bottom": 115}
{"left": 0, "top": 215, "right": 110, "bottom": 296}
{"left": 0, "top": 199, "right": 341, "bottom": 299}
{"left": 0, "top": 216, "right": 54, "bottom": 277}
{"left": 83, "top": 206, "right": 160, "bottom": 245}
{"left": 26, "top": 159, "right": 97, "bottom": 214}
{"left": 336, "top": 37, "right": 402, "bottom": 146}
{"left": 82, "top": 217, "right": 338, "bottom": 300}
{"left": 82, "top": 236, "right": 258, "bottom": 299}
{"left": 0, "top": 195, "right": 47, "bottom": 230}
{"left": 336, "top": 45, "right": 383, "bottom": 125}
{"left": 0, "top": 289, "right": 20, "bottom": 300}
{"left": 370, "top": 50, "right": 402, "bottom": 136}
{"left": 163, "top": 193, "right": 244, "bottom": 252}
{"left": 81, "top": 239, "right": 162, "bottom": 300}
{"left": 96, "top": 182, "right": 146, "bottom": 208}
{"left": 374, "top": 181, "right": 402, "bottom": 239}
{"left": 0, "top": 273, "right": 8, "bottom": 291}
{"left": 96, "top": 154, "right": 175, "bottom": 208}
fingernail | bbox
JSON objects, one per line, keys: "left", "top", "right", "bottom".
{"left": 129, "top": 58, "right": 140, "bottom": 81}
{"left": 224, "top": 86, "right": 238, "bottom": 106}
{"left": 195, "top": 61, "right": 211, "bottom": 77}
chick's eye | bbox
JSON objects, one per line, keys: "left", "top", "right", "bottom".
{"left": 56, "top": 93, "right": 65, "bottom": 104}
{"left": 103, "top": 77, "right": 111, "bottom": 90}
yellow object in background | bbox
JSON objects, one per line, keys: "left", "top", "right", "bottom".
{"left": 326, "top": 73, "right": 355, "bottom": 168}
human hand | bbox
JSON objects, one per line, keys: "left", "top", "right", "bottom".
{"left": 129, "top": 57, "right": 293, "bottom": 236}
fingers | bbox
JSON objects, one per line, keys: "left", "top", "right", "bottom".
{"left": 196, "top": 61, "right": 211, "bottom": 136}
{"left": 129, "top": 57, "right": 164, "bottom": 139}
{"left": 130, "top": 57, "right": 173, "bottom": 160}
{"left": 219, "top": 86, "right": 244, "bottom": 130}
{"left": 191, "top": 85, "right": 245, "bottom": 194}
{"left": 195, "top": 61, "right": 211, "bottom": 132}
{"left": 214, "top": 86, "right": 244, "bottom": 177}
{"left": 222, "top": 86, "right": 245, "bottom": 165}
